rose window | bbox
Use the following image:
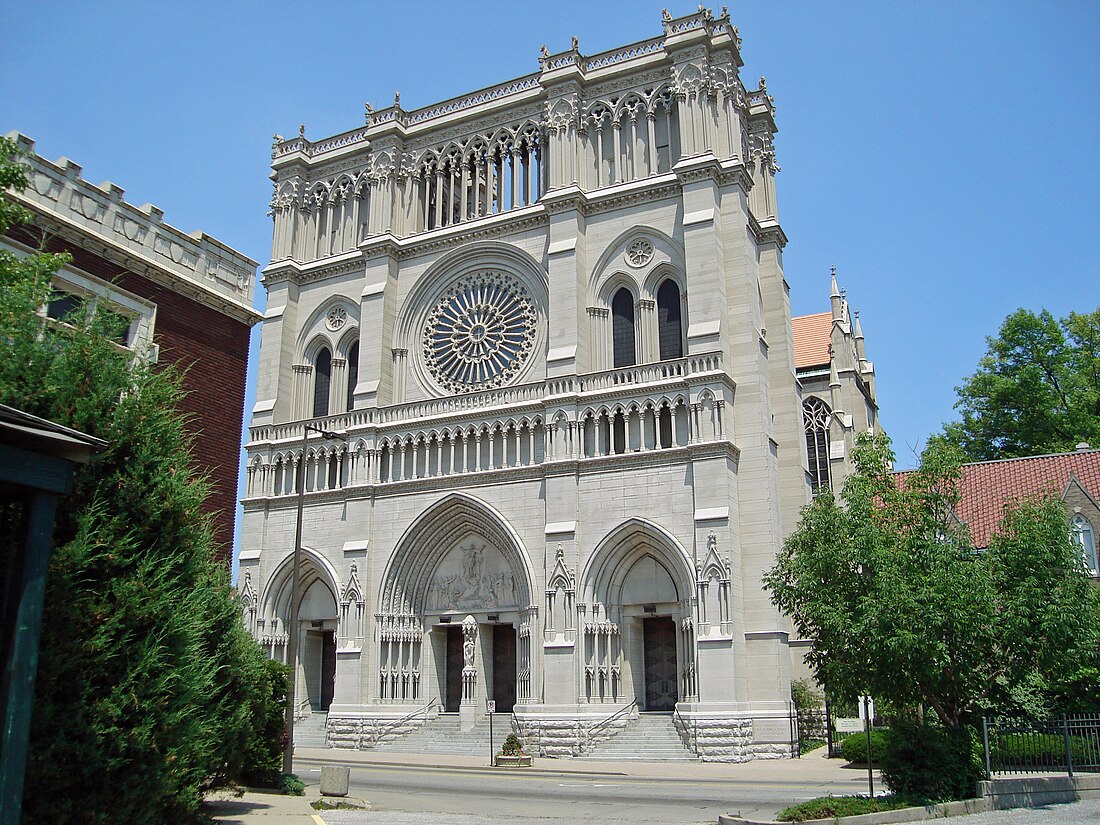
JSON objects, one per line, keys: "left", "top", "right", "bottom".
{"left": 423, "top": 271, "right": 537, "bottom": 393}
{"left": 326, "top": 305, "right": 348, "bottom": 331}
{"left": 625, "top": 237, "right": 654, "bottom": 268}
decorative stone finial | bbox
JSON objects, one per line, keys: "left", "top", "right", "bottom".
{"left": 540, "top": 44, "right": 550, "bottom": 58}
{"left": 298, "top": 123, "right": 305, "bottom": 138}
{"left": 272, "top": 133, "right": 284, "bottom": 145}
{"left": 393, "top": 90, "right": 401, "bottom": 106}
{"left": 364, "top": 101, "right": 373, "bottom": 114}
{"left": 662, "top": 8, "right": 672, "bottom": 22}
{"left": 759, "top": 76, "right": 767, "bottom": 91}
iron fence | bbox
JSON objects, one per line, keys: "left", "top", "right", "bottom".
{"left": 983, "top": 714, "right": 1100, "bottom": 777}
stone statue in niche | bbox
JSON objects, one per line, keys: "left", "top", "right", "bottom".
{"left": 462, "top": 615, "right": 477, "bottom": 667}
{"left": 426, "top": 541, "right": 518, "bottom": 612}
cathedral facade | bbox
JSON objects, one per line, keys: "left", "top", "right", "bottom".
{"left": 240, "top": 8, "right": 813, "bottom": 760}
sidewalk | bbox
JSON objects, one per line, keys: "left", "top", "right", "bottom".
{"left": 204, "top": 789, "right": 320, "bottom": 825}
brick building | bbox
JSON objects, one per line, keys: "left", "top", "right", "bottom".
{"left": 2, "top": 132, "right": 262, "bottom": 561}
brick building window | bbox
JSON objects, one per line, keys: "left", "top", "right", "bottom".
{"left": 1072, "top": 515, "right": 1097, "bottom": 574}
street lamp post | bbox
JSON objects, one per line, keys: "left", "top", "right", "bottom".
{"left": 282, "top": 423, "right": 345, "bottom": 775}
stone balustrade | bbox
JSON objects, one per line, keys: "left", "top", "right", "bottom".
{"left": 244, "top": 352, "right": 732, "bottom": 500}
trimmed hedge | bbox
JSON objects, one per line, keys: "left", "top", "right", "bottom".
{"left": 777, "top": 795, "right": 915, "bottom": 822}
{"left": 840, "top": 729, "right": 888, "bottom": 763}
{"left": 991, "top": 732, "right": 1092, "bottom": 768}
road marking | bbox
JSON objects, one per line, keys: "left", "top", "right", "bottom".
{"left": 311, "top": 816, "right": 327, "bottom": 825}
{"left": 308, "top": 768, "right": 322, "bottom": 772}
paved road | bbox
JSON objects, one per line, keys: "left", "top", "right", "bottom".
{"left": 295, "top": 748, "right": 875, "bottom": 824}
{"left": 315, "top": 799, "right": 1100, "bottom": 825}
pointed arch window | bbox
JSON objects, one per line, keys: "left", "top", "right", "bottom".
{"left": 1071, "top": 515, "right": 1097, "bottom": 574}
{"left": 656, "top": 279, "right": 683, "bottom": 360}
{"left": 803, "top": 396, "right": 832, "bottom": 492}
{"left": 611, "top": 288, "right": 636, "bottom": 368}
{"left": 313, "top": 347, "right": 331, "bottom": 418}
{"left": 345, "top": 341, "right": 359, "bottom": 412}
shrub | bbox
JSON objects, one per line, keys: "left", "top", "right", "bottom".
{"left": 500, "top": 733, "right": 526, "bottom": 755}
{"left": 880, "top": 721, "right": 984, "bottom": 802}
{"left": 840, "top": 729, "right": 888, "bottom": 763}
{"left": 239, "top": 657, "right": 291, "bottom": 787}
{"left": 791, "top": 679, "right": 823, "bottom": 714}
{"left": 991, "top": 732, "right": 1091, "bottom": 768}
{"left": 777, "top": 795, "right": 915, "bottom": 822}
{"left": 279, "top": 773, "right": 305, "bottom": 796}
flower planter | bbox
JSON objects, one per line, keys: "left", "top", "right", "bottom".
{"left": 493, "top": 754, "right": 532, "bottom": 767}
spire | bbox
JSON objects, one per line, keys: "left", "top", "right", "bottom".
{"left": 854, "top": 310, "right": 867, "bottom": 362}
{"left": 830, "top": 265, "right": 842, "bottom": 321}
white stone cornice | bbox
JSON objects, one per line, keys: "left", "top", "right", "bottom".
{"left": 8, "top": 132, "right": 260, "bottom": 325}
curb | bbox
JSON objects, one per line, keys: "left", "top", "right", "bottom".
{"left": 294, "top": 753, "right": 629, "bottom": 778}
{"left": 719, "top": 798, "right": 990, "bottom": 825}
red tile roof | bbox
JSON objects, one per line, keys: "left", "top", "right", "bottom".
{"left": 792, "top": 312, "right": 832, "bottom": 370}
{"left": 895, "top": 450, "right": 1100, "bottom": 548}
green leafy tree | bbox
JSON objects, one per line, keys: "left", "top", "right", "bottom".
{"left": 764, "top": 434, "right": 1100, "bottom": 796}
{"left": 942, "top": 308, "right": 1100, "bottom": 460}
{"left": 1, "top": 137, "right": 279, "bottom": 822}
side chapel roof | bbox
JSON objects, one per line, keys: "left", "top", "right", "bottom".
{"left": 791, "top": 311, "right": 832, "bottom": 370}
{"left": 894, "top": 449, "right": 1100, "bottom": 548}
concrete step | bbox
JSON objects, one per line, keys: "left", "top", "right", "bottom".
{"left": 373, "top": 713, "right": 515, "bottom": 754}
{"left": 578, "top": 712, "right": 697, "bottom": 761}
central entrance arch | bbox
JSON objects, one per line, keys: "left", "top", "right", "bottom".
{"left": 377, "top": 494, "right": 536, "bottom": 713}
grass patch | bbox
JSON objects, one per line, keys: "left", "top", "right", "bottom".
{"left": 799, "top": 738, "right": 826, "bottom": 755}
{"left": 776, "top": 795, "right": 918, "bottom": 822}
{"left": 312, "top": 799, "right": 363, "bottom": 810}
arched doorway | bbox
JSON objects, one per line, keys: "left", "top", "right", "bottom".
{"left": 582, "top": 519, "right": 698, "bottom": 710}
{"left": 259, "top": 549, "right": 340, "bottom": 712}
{"left": 377, "top": 494, "right": 536, "bottom": 716}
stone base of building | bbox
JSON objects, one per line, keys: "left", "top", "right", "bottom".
{"left": 326, "top": 711, "right": 434, "bottom": 750}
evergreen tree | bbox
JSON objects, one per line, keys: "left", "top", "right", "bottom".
{"left": 1, "top": 137, "right": 281, "bottom": 823}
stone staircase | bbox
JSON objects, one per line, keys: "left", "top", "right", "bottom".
{"left": 372, "top": 713, "right": 515, "bottom": 755}
{"left": 577, "top": 712, "right": 697, "bottom": 761}
{"left": 294, "top": 711, "right": 329, "bottom": 748}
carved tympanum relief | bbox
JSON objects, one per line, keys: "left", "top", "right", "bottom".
{"left": 426, "top": 541, "right": 519, "bottom": 612}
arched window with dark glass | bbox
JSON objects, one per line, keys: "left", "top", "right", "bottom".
{"left": 313, "top": 347, "right": 331, "bottom": 418}
{"left": 656, "top": 278, "right": 683, "bottom": 360}
{"left": 345, "top": 340, "right": 359, "bottom": 412}
{"left": 611, "top": 288, "right": 636, "bottom": 368}
{"left": 803, "top": 396, "right": 832, "bottom": 492}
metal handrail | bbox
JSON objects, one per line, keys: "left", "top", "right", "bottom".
{"left": 587, "top": 700, "right": 638, "bottom": 746}
{"left": 673, "top": 705, "right": 698, "bottom": 755}
{"left": 369, "top": 697, "right": 439, "bottom": 745}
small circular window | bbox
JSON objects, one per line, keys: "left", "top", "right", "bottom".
{"left": 422, "top": 270, "right": 537, "bottom": 393}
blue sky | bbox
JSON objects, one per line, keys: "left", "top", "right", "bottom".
{"left": 5, "top": 2, "right": 1099, "bottom": 561}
